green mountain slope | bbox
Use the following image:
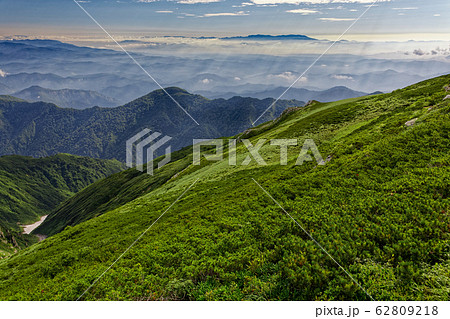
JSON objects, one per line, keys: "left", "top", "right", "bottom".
{"left": 0, "top": 75, "right": 449, "bottom": 300}
{"left": 0, "top": 154, "right": 124, "bottom": 257}
{"left": 36, "top": 147, "right": 193, "bottom": 237}
{"left": 0, "top": 88, "right": 301, "bottom": 160}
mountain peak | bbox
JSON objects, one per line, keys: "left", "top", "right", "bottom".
{"left": 140, "top": 87, "right": 191, "bottom": 99}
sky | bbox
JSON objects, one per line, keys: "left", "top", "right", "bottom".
{"left": 0, "top": 0, "right": 449, "bottom": 40}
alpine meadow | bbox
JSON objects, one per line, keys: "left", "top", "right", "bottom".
{"left": 0, "top": 74, "right": 449, "bottom": 300}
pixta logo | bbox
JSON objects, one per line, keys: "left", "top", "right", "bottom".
{"left": 126, "top": 129, "right": 172, "bottom": 175}
{"left": 126, "top": 132, "right": 325, "bottom": 175}
{"left": 193, "top": 138, "right": 325, "bottom": 166}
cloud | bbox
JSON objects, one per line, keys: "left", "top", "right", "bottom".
{"left": 434, "top": 14, "right": 441, "bottom": 17}
{"left": 319, "top": 17, "right": 356, "bottom": 21}
{"left": 233, "top": 2, "right": 255, "bottom": 7}
{"left": 404, "top": 47, "right": 450, "bottom": 57}
{"left": 201, "top": 78, "right": 210, "bottom": 84}
{"left": 331, "top": 74, "right": 353, "bottom": 80}
{"left": 0, "top": 69, "right": 8, "bottom": 77}
{"left": 413, "top": 49, "right": 426, "bottom": 56}
{"left": 202, "top": 11, "right": 249, "bottom": 17}
{"left": 268, "top": 72, "right": 307, "bottom": 83}
{"left": 156, "top": 11, "right": 174, "bottom": 13}
{"left": 286, "top": 9, "right": 320, "bottom": 15}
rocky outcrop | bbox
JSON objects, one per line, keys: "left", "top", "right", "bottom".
{"left": 405, "top": 118, "right": 418, "bottom": 127}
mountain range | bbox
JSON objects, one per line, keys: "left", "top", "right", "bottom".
{"left": 12, "top": 86, "right": 119, "bottom": 109}
{"left": 1, "top": 39, "right": 447, "bottom": 105}
{"left": 0, "top": 75, "right": 449, "bottom": 300}
{"left": 0, "top": 89, "right": 301, "bottom": 160}
{"left": 196, "top": 86, "right": 373, "bottom": 101}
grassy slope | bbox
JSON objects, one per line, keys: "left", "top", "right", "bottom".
{"left": 0, "top": 154, "right": 125, "bottom": 257}
{"left": 36, "top": 147, "right": 194, "bottom": 236}
{"left": 0, "top": 75, "right": 449, "bottom": 300}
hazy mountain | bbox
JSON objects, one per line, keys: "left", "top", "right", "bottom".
{"left": 100, "top": 82, "right": 159, "bottom": 104}
{"left": 324, "top": 69, "right": 429, "bottom": 93}
{"left": 196, "top": 85, "right": 369, "bottom": 102}
{"left": 0, "top": 40, "right": 118, "bottom": 61}
{"left": 13, "top": 86, "right": 119, "bottom": 109}
{"left": 0, "top": 72, "right": 150, "bottom": 93}
{"left": 0, "top": 72, "right": 65, "bottom": 91}
{"left": 0, "top": 88, "right": 302, "bottom": 160}
{"left": 1, "top": 39, "right": 449, "bottom": 102}
{"left": 0, "top": 83, "right": 12, "bottom": 95}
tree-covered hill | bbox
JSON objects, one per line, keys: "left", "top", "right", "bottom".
{"left": 0, "top": 88, "right": 301, "bottom": 160}
{"left": 0, "top": 154, "right": 124, "bottom": 257}
{"left": 0, "top": 75, "right": 449, "bottom": 300}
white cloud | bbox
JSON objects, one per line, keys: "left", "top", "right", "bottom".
{"left": 269, "top": 72, "right": 307, "bottom": 83}
{"left": 332, "top": 74, "right": 353, "bottom": 80}
{"left": 201, "top": 78, "right": 210, "bottom": 84}
{"left": 286, "top": 9, "right": 320, "bottom": 15}
{"left": 434, "top": 14, "right": 441, "bottom": 17}
{"left": 202, "top": 11, "right": 249, "bottom": 17}
{"left": 156, "top": 11, "right": 173, "bottom": 13}
{"left": 233, "top": 2, "right": 255, "bottom": 7}
{"left": 0, "top": 69, "right": 8, "bottom": 77}
{"left": 319, "top": 17, "right": 356, "bottom": 21}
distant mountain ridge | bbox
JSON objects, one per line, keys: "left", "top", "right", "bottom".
{"left": 0, "top": 39, "right": 445, "bottom": 104}
{"left": 196, "top": 85, "right": 370, "bottom": 102}
{"left": 0, "top": 88, "right": 302, "bottom": 161}
{"left": 0, "top": 83, "right": 12, "bottom": 95}
{"left": 13, "top": 86, "right": 119, "bottom": 109}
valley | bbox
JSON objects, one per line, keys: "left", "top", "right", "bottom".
{"left": 0, "top": 74, "right": 449, "bottom": 300}
{"left": 0, "top": 154, "right": 125, "bottom": 257}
